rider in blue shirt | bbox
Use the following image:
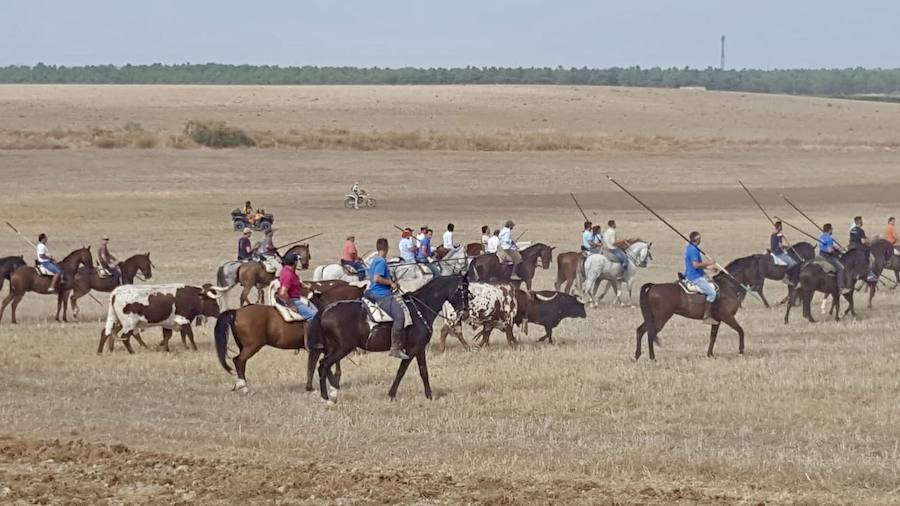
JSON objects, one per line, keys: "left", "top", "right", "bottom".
{"left": 580, "top": 221, "right": 593, "bottom": 254}
{"left": 367, "top": 238, "right": 408, "bottom": 359}
{"left": 416, "top": 228, "right": 439, "bottom": 276}
{"left": 683, "top": 231, "right": 718, "bottom": 323}
{"left": 818, "top": 223, "right": 846, "bottom": 292}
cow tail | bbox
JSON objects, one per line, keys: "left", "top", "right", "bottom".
{"left": 103, "top": 294, "right": 118, "bottom": 337}
{"left": 215, "top": 310, "right": 236, "bottom": 374}
{"left": 639, "top": 283, "right": 657, "bottom": 345}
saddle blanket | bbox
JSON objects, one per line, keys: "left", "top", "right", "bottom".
{"left": 363, "top": 297, "right": 412, "bottom": 328}
{"left": 273, "top": 300, "right": 306, "bottom": 322}
{"left": 36, "top": 265, "right": 55, "bottom": 276}
{"left": 810, "top": 256, "right": 837, "bottom": 274}
{"left": 678, "top": 278, "right": 719, "bottom": 295}
{"left": 769, "top": 252, "right": 788, "bottom": 267}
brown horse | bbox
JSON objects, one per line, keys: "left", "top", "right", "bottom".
{"left": 214, "top": 282, "right": 364, "bottom": 393}
{"left": 307, "top": 274, "right": 469, "bottom": 402}
{"left": 233, "top": 245, "right": 311, "bottom": 306}
{"left": 465, "top": 242, "right": 484, "bottom": 257}
{"left": 0, "top": 247, "right": 93, "bottom": 324}
{"left": 554, "top": 251, "right": 582, "bottom": 294}
{"left": 65, "top": 253, "right": 154, "bottom": 319}
{"left": 635, "top": 270, "right": 746, "bottom": 361}
{"left": 471, "top": 243, "right": 554, "bottom": 292}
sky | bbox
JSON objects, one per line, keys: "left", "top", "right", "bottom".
{"left": 2, "top": 0, "right": 898, "bottom": 69}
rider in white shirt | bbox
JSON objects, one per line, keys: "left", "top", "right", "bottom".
{"left": 603, "top": 220, "right": 628, "bottom": 268}
{"left": 398, "top": 229, "right": 416, "bottom": 263}
{"left": 486, "top": 230, "right": 500, "bottom": 253}
{"left": 350, "top": 182, "right": 361, "bottom": 209}
{"left": 442, "top": 223, "right": 458, "bottom": 250}
{"left": 497, "top": 220, "right": 522, "bottom": 278}
{"left": 36, "top": 233, "right": 62, "bottom": 292}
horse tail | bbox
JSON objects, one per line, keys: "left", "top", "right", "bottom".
{"left": 216, "top": 265, "right": 227, "bottom": 287}
{"left": 214, "top": 310, "right": 236, "bottom": 374}
{"left": 466, "top": 258, "right": 479, "bottom": 283}
{"left": 639, "top": 283, "right": 657, "bottom": 345}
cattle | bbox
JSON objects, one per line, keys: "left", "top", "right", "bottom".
{"left": 520, "top": 290, "right": 587, "bottom": 343}
{"left": 438, "top": 283, "right": 520, "bottom": 351}
{"left": 99, "top": 283, "right": 227, "bottom": 354}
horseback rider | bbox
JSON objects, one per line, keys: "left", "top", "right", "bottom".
{"left": 770, "top": 221, "right": 797, "bottom": 268}
{"left": 36, "top": 233, "right": 61, "bottom": 293}
{"left": 849, "top": 216, "right": 869, "bottom": 249}
{"left": 486, "top": 229, "right": 500, "bottom": 254}
{"left": 417, "top": 228, "right": 440, "bottom": 276}
{"left": 603, "top": 220, "right": 629, "bottom": 268}
{"left": 340, "top": 235, "right": 366, "bottom": 281}
{"left": 255, "top": 229, "right": 276, "bottom": 257}
{"left": 818, "top": 223, "right": 847, "bottom": 293}
{"left": 367, "top": 237, "right": 409, "bottom": 359}
{"left": 443, "top": 223, "right": 458, "bottom": 250}
{"left": 684, "top": 231, "right": 718, "bottom": 324}
{"left": 350, "top": 181, "right": 362, "bottom": 209}
{"left": 277, "top": 252, "right": 318, "bottom": 320}
{"left": 98, "top": 237, "right": 120, "bottom": 280}
{"left": 580, "top": 221, "right": 593, "bottom": 255}
{"left": 588, "top": 225, "right": 603, "bottom": 254}
{"left": 481, "top": 226, "right": 491, "bottom": 248}
{"left": 497, "top": 220, "right": 522, "bottom": 279}
{"left": 242, "top": 201, "right": 253, "bottom": 216}
{"left": 398, "top": 228, "right": 417, "bottom": 263}
{"left": 237, "top": 228, "right": 253, "bottom": 261}
{"left": 885, "top": 217, "right": 897, "bottom": 248}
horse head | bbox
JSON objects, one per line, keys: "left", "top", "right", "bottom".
{"left": 628, "top": 241, "right": 653, "bottom": 267}
{"left": 62, "top": 246, "right": 93, "bottom": 270}
{"left": 535, "top": 243, "right": 554, "bottom": 269}
{"left": 136, "top": 252, "right": 153, "bottom": 279}
{"left": 287, "top": 244, "right": 311, "bottom": 270}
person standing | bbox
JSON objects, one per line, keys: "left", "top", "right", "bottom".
{"left": 683, "top": 231, "right": 718, "bottom": 324}
{"left": 340, "top": 235, "right": 366, "bottom": 280}
{"left": 367, "top": 238, "right": 409, "bottom": 359}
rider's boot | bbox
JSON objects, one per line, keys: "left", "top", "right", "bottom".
{"left": 389, "top": 328, "right": 410, "bottom": 360}
{"left": 702, "top": 301, "right": 718, "bottom": 324}
{"left": 49, "top": 274, "right": 60, "bottom": 293}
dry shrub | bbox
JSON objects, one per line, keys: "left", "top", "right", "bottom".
{"left": 123, "top": 121, "right": 144, "bottom": 133}
{"left": 132, "top": 133, "right": 159, "bottom": 149}
{"left": 184, "top": 120, "right": 255, "bottom": 148}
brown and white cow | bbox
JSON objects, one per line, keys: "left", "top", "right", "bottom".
{"left": 438, "top": 282, "right": 521, "bottom": 351}
{"left": 99, "top": 283, "right": 227, "bottom": 354}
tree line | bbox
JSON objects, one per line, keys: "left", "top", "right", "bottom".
{"left": 3, "top": 63, "right": 900, "bottom": 96}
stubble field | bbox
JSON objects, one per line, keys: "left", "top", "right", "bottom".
{"left": 0, "top": 85, "right": 899, "bottom": 504}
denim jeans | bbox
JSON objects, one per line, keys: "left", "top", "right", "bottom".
{"left": 611, "top": 248, "right": 628, "bottom": 268}
{"left": 376, "top": 294, "right": 406, "bottom": 332}
{"left": 773, "top": 252, "right": 797, "bottom": 268}
{"left": 688, "top": 277, "right": 717, "bottom": 302}
{"left": 290, "top": 298, "right": 318, "bottom": 320}
{"left": 39, "top": 261, "right": 60, "bottom": 275}
{"left": 341, "top": 259, "right": 366, "bottom": 280}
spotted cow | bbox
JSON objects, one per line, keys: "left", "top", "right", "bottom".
{"left": 438, "top": 282, "right": 520, "bottom": 351}
{"left": 100, "top": 283, "right": 227, "bottom": 354}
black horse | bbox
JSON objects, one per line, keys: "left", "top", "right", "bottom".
{"left": 307, "top": 273, "right": 469, "bottom": 402}
{"left": 750, "top": 241, "right": 816, "bottom": 307}
{"left": 0, "top": 256, "right": 26, "bottom": 293}
{"left": 785, "top": 247, "right": 871, "bottom": 323}
{"left": 865, "top": 239, "right": 896, "bottom": 308}
{"left": 470, "top": 243, "right": 554, "bottom": 292}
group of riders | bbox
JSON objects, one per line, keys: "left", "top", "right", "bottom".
{"left": 33, "top": 233, "right": 120, "bottom": 293}
{"left": 684, "top": 215, "right": 894, "bottom": 324}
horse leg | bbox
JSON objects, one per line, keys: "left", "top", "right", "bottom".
{"left": 9, "top": 293, "right": 24, "bottom": 325}
{"left": 70, "top": 292, "right": 80, "bottom": 319}
{"left": 596, "top": 279, "right": 612, "bottom": 305}
{"left": 707, "top": 323, "right": 720, "bottom": 358}
{"left": 97, "top": 328, "right": 110, "bottom": 355}
{"left": 161, "top": 328, "right": 173, "bottom": 352}
{"left": 868, "top": 282, "right": 876, "bottom": 309}
{"left": 803, "top": 290, "right": 817, "bottom": 323}
{"left": 318, "top": 348, "right": 352, "bottom": 401}
{"left": 0, "top": 291, "right": 15, "bottom": 323}
{"left": 845, "top": 291, "right": 856, "bottom": 318}
{"left": 415, "top": 352, "right": 433, "bottom": 400}
{"left": 239, "top": 285, "right": 252, "bottom": 307}
{"left": 718, "top": 315, "right": 745, "bottom": 355}
{"left": 305, "top": 350, "right": 321, "bottom": 392}
{"left": 387, "top": 357, "right": 414, "bottom": 400}
{"left": 635, "top": 322, "right": 645, "bottom": 360}
{"left": 257, "top": 286, "right": 265, "bottom": 304}
{"left": 232, "top": 341, "right": 265, "bottom": 393}
{"left": 757, "top": 286, "right": 771, "bottom": 309}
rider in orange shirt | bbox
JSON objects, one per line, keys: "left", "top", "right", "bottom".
{"left": 885, "top": 217, "right": 897, "bottom": 246}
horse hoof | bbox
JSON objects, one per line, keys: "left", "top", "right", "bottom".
{"left": 327, "top": 385, "right": 339, "bottom": 400}
{"left": 321, "top": 398, "right": 335, "bottom": 406}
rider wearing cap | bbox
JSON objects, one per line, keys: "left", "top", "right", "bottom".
{"left": 497, "top": 220, "right": 522, "bottom": 279}
{"left": 98, "top": 236, "right": 120, "bottom": 280}
{"left": 278, "top": 252, "right": 318, "bottom": 321}
{"left": 398, "top": 228, "right": 417, "bottom": 263}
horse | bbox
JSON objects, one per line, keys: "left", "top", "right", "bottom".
{"left": 0, "top": 256, "right": 26, "bottom": 293}
{"left": 635, "top": 268, "right": 748, "bottom": 361}
{"left": 865, "top": 239, "right": 896, "bottom": 308}
{"left": 784, "top": 247, "right": 871, "bottom": 324}
{"left": 307, "top": 273, "right": 470, "bottom": 402}
{"left": 577, "top": 240, "right": 653, "bottom": 307}
{"left": 465, "top": 242, "right": 484, "bottom": 257}
{"left": 217, "top": 245, "right": 312, "bottom": 305}
{"left": 751, "top": 241, "right": 816, "bottom": 307}
{"left": 554, "top": 252, "right": 582, "bottom": 294}
{"left": 314, "top": 247, "right": 468, "bottom": 291}
{"left": 214, "top": 282, "right": 364, "bottom": 393}
{"left": 66, "top": 253, "right": 153, "bottom": 319}
{"left": 0, "top": 246, "right": 93, "bottom": 324}
{"left": 312, "top": 250, "right": 377, "bottom": 283}
{"left": 470, "top": 243, "right": 554, "bottom": 292}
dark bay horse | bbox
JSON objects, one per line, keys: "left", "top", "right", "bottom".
{"left": 66, "top": 253, "right": 153, "bottom": 319}
{"left": 219, "top": 245, "right": 311, "bottom": 306}
{"left": 635, "top": 269, "right": 746, "bottom": 361}
{"left": 865, "top": 239, "right": 895, "bottom": 308}
{"left": 754, "top": 241, "right": 816, "bottom": 307}
{"left": 0, "top": 247, "right": 93, "bottom": 324}
{"left": 471, "top": 243, "right": 554, "bottom": 292}
{"left": 785, "top": 248, "right": 871, "bottom": 323}
{"left": 0, "top": 256, "right": 26, "bottom": 293}
{"left": 214, "top": 282, "right": 364, "bottom": 393}
{"left": 307, "top": 273, "right": 469, "bottom": 402}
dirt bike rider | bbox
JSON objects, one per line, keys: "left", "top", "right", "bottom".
{"left": 351, "top": 181, "right": 362, "bottom": 209}
{"left": 97, "top": 237, "right": 121, "bottom": 281}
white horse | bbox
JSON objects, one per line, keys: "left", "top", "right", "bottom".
{"left": 313, "top": 251, "right": 378, "bottom": 283}
{"left": 578, "top": 240, "right": 653, "bottom": 307}
{"left": 312, "top": 247, "right": 469, "bottom": 292}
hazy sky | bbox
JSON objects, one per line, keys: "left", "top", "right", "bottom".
{"left": 3, "top": 0, "right": 898, "bottom": 69}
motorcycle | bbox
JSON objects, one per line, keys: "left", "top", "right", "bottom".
{"left": 344, "top": 192, "right": 377, "bottom": 209}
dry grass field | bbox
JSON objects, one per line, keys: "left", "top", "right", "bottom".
{"left": 1, "top": 85, "right": 899, "bottom": 504}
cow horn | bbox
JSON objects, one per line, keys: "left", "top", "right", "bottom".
{"left": 534, "top": 292, "right": 558, "bottom": 302}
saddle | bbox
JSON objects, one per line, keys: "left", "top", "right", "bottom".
{"left": 809, "top": 256, "right": 837, "bottom": 275}
{"left": 894, "top": 246, "right": 900, "bottom": 256}
{"left": 273, "top": 299, "right": 307, "bottom": 322}
{"left": 36, "top": 265, "right": 54, "bottom": 276}
{"left": 96, "top": 263, "right": 113, "bottom": 278}
{"left": 601, "top": 249, "right": 619, "bottom": 263}
{"left": 362, "top": 297, "right": 412, "bottom": 329}
{"left": 768, "top": 251, "right": 789, "bottom": 267}
{"left": 341, "top": 265, "right": 359, "bottom": 276}
{"left": 677, "top": 275, "right": 719, "bottom": 296}
{"left": 261, "top": 257, "right": 280, "bottom": 274}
